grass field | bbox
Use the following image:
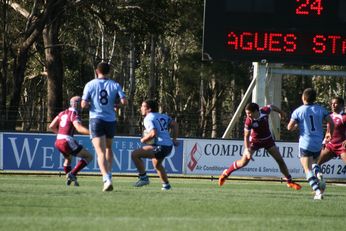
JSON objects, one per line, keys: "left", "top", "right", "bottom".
{"left": 0, "top": 174, "right": 345, "bottom": 231}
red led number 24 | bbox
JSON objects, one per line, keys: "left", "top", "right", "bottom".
{"left": 296, "top": 0, "right": 323, "bottom": 15}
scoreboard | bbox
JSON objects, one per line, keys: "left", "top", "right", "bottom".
{"left": 202, "top": 0, "right": 346, "bottom": 64}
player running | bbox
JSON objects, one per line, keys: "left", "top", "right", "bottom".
{"left": 49, "top": 96, "right": 93, "bottom": 186}
{"left": 131, "top": 99, "right": 179, "bottom": 190}
{"left": 219, "top": 103, "right": 301, "bottom": 190}
{"left": 82, "top": 62, "right": 127, "bottom": 192}
{"left": 287, "top": 88, "right": 334, "bottom": 200}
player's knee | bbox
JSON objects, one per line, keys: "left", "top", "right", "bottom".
{"left": 85, "top": 153, "right": 93, "bottom": 163}
{"left": 244, "top": 159, "right": 250, "bottom": 167}
{"left": 79, "top": 149, "right": 93, "bottom": 162}
{"left": 239, "top": 158, "right": 250, "bottom": 167}
{"left": 152, "top": 157, "right": 163, "bottom": 169}
{"left": 131, "top": 150, "right": 139, "bottom": 159}
{"left": 153, "top": 162, "right": 163, "bottom": 171}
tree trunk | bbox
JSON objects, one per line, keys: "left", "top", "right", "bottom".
{"left": 7, "top": 48, "right": 28, "bottom": 129}
{"left": 148, "top": 34, "right": 156, "bottom": 99}
{"left": 199, "top": 76, "right": 206, "bottom": 137}
{"left": 128, "top": 36, "right": 137, "bottom": 135}
{"left": 43, "top": 0, "right": 66, "bottom": 124}
{"left": 6, "top": 0, "right": 64, "bottom": 130}
{"left": 211, "top": 77, "right": 218, "bottom": 138}
{"left": 1, "top": 0, "right": 9, "bottom": 129}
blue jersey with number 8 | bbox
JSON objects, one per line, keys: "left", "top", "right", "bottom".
{"left": 82, "top": 78, "right": 126, "bottom": 121}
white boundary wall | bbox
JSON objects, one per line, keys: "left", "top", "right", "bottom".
{"left": 183, "top": 138, "right": 346, "bottom": 179}
{"left": 1, "top": 132, "right": 345, "bottom": 179}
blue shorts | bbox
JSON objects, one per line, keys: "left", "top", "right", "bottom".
{"left": 299, "top": 148, "right": 320, "bottom": 158}
{"left": 89, "top": 118, "right": 116, "bottom": 139}
{"left": 152, "top": 145, "right": 173, "bottom": 159}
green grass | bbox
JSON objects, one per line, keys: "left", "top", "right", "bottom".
{"left": 0, "top": 174, "right": 345, "bottom": 231}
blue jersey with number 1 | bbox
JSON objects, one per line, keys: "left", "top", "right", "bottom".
{"left": 82, "top": 78, "right": 126, "bottom": 122}
{"left": 291, "top": 104, "right": 329, "bottom": 152}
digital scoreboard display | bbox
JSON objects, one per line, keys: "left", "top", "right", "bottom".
{"left": 202, "top": 0, "right": 346, "bottom": 64}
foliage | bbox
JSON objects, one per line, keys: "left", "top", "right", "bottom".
{"left": 1, "top": 1, "right": 346, "bottom": 139}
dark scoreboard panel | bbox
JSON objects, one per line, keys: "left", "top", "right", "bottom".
{"left": 202, "top": 0, "right": 346, "bottom": 64}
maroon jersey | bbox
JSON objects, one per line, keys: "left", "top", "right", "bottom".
{"left": 56, "top": 108, "right": 81, "bottom": 137}
{"left": 329, "top": 112, "right": 346, "bottom": 144}
{"left": 324, "top": 112, "right": 346, "bottom": 155}
{"left": 245, "top": 106, "right": 272, "bottom": 141}
{"left": 54, "top": 108, "right": 83, "bottom": 156}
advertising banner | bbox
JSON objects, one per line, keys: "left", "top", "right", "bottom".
{"left": 1, "top": 132, "right": 345, "bottom": 179}
{"left": 183, "top": 138, "right": 346, "bottom": 179}
{"left": 0, "top": 132, "right": 183, "bottom": 174}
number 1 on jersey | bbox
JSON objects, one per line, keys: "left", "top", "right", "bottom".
{"left": 309, "top": 115, "right": 316, "bottom": 131}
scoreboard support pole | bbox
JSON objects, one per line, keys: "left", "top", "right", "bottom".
{"left": 268, "top": 68, "right": 346, "bottom": 77}
{"left": 252, "top": 61, "right": 267, "bottom": 107}
{"left": 223, "top": 61, "right": 283, "bottom": 139}
{"left": 265, "top": 63, "right": 283, "bottom": 140}
{"left": 222, "top": 69, "right": 257, "bottom": 138}
{"left": 252, "top": 62, "right": 282, "bottom": 140}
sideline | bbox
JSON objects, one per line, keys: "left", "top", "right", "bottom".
{"left": 1, "top": 170, "right": 345, "bottom": 184}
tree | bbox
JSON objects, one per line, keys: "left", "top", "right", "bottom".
{"left": 43, "top": 0, "right": 67, "bottom": 123}
{"left": 0, "top": 0, "right": 9, "bottom": 129}
{"left": 5, "top": 0, "right": 65, "bottom": 129}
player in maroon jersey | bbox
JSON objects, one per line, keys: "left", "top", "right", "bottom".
{"left": 218, "top": 102, "right": 301, "bottom": 190}
{"left": 49, "top": 96, "right": 93, "bottom": 186}
{"left": 315, "top": 97, "right": 346, "bottom": 181}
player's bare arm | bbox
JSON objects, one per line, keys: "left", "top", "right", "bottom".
{"left": 324, "top": 122, "right": 332, "bottom": 141}
{"left": 73, "top": 121, "right": 90, "bottom": 135}
{"left": 120, "top": 97, "right": 128, "bottom": 106}
{"left": 342, "top": 140, "right": 346, "bottom": 149}
{"left": 270, "top": 105, "right": 286, "bottom": 120}
{"left": 243, "top": 129, "right": 252, "bottom": 159}
{"left": 81, "top": 100, "right": 89, "bottom": 109}
{"left": 324, "top": 115, "right": 334, "bottom": 142}
{"left": 287, "top": 119, "right": 298, "bottom": 131}
{"left": 49, "top": 116, "right": 59, "bottom": 134}
{"left": 140, "top": 129, "right": 156, "bottom": 144}
{"left": 170, "top": 120, "right": 179, "bottom": 146}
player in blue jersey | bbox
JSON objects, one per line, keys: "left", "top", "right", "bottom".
{"left": 287, "top": 88, "right": 334, "bottom": 200}
{"left": 131, "top": 99, "right": 179, "bottom": 190}
{"left": 81, "top": 62, "right": 127, "bottom": 192}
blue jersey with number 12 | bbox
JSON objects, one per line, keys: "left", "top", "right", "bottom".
{"left": 291, "top": 104, "right": 329, "bottom": 152}
{"left": 144, "top": 112, "right": 173, "bottom": 146}
{"left": 82, "top": 78, "right": 126, "bottom": 122}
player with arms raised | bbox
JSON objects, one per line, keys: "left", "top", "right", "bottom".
{"left": 49, "top": 96, "right": 93, "bottom": 186}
